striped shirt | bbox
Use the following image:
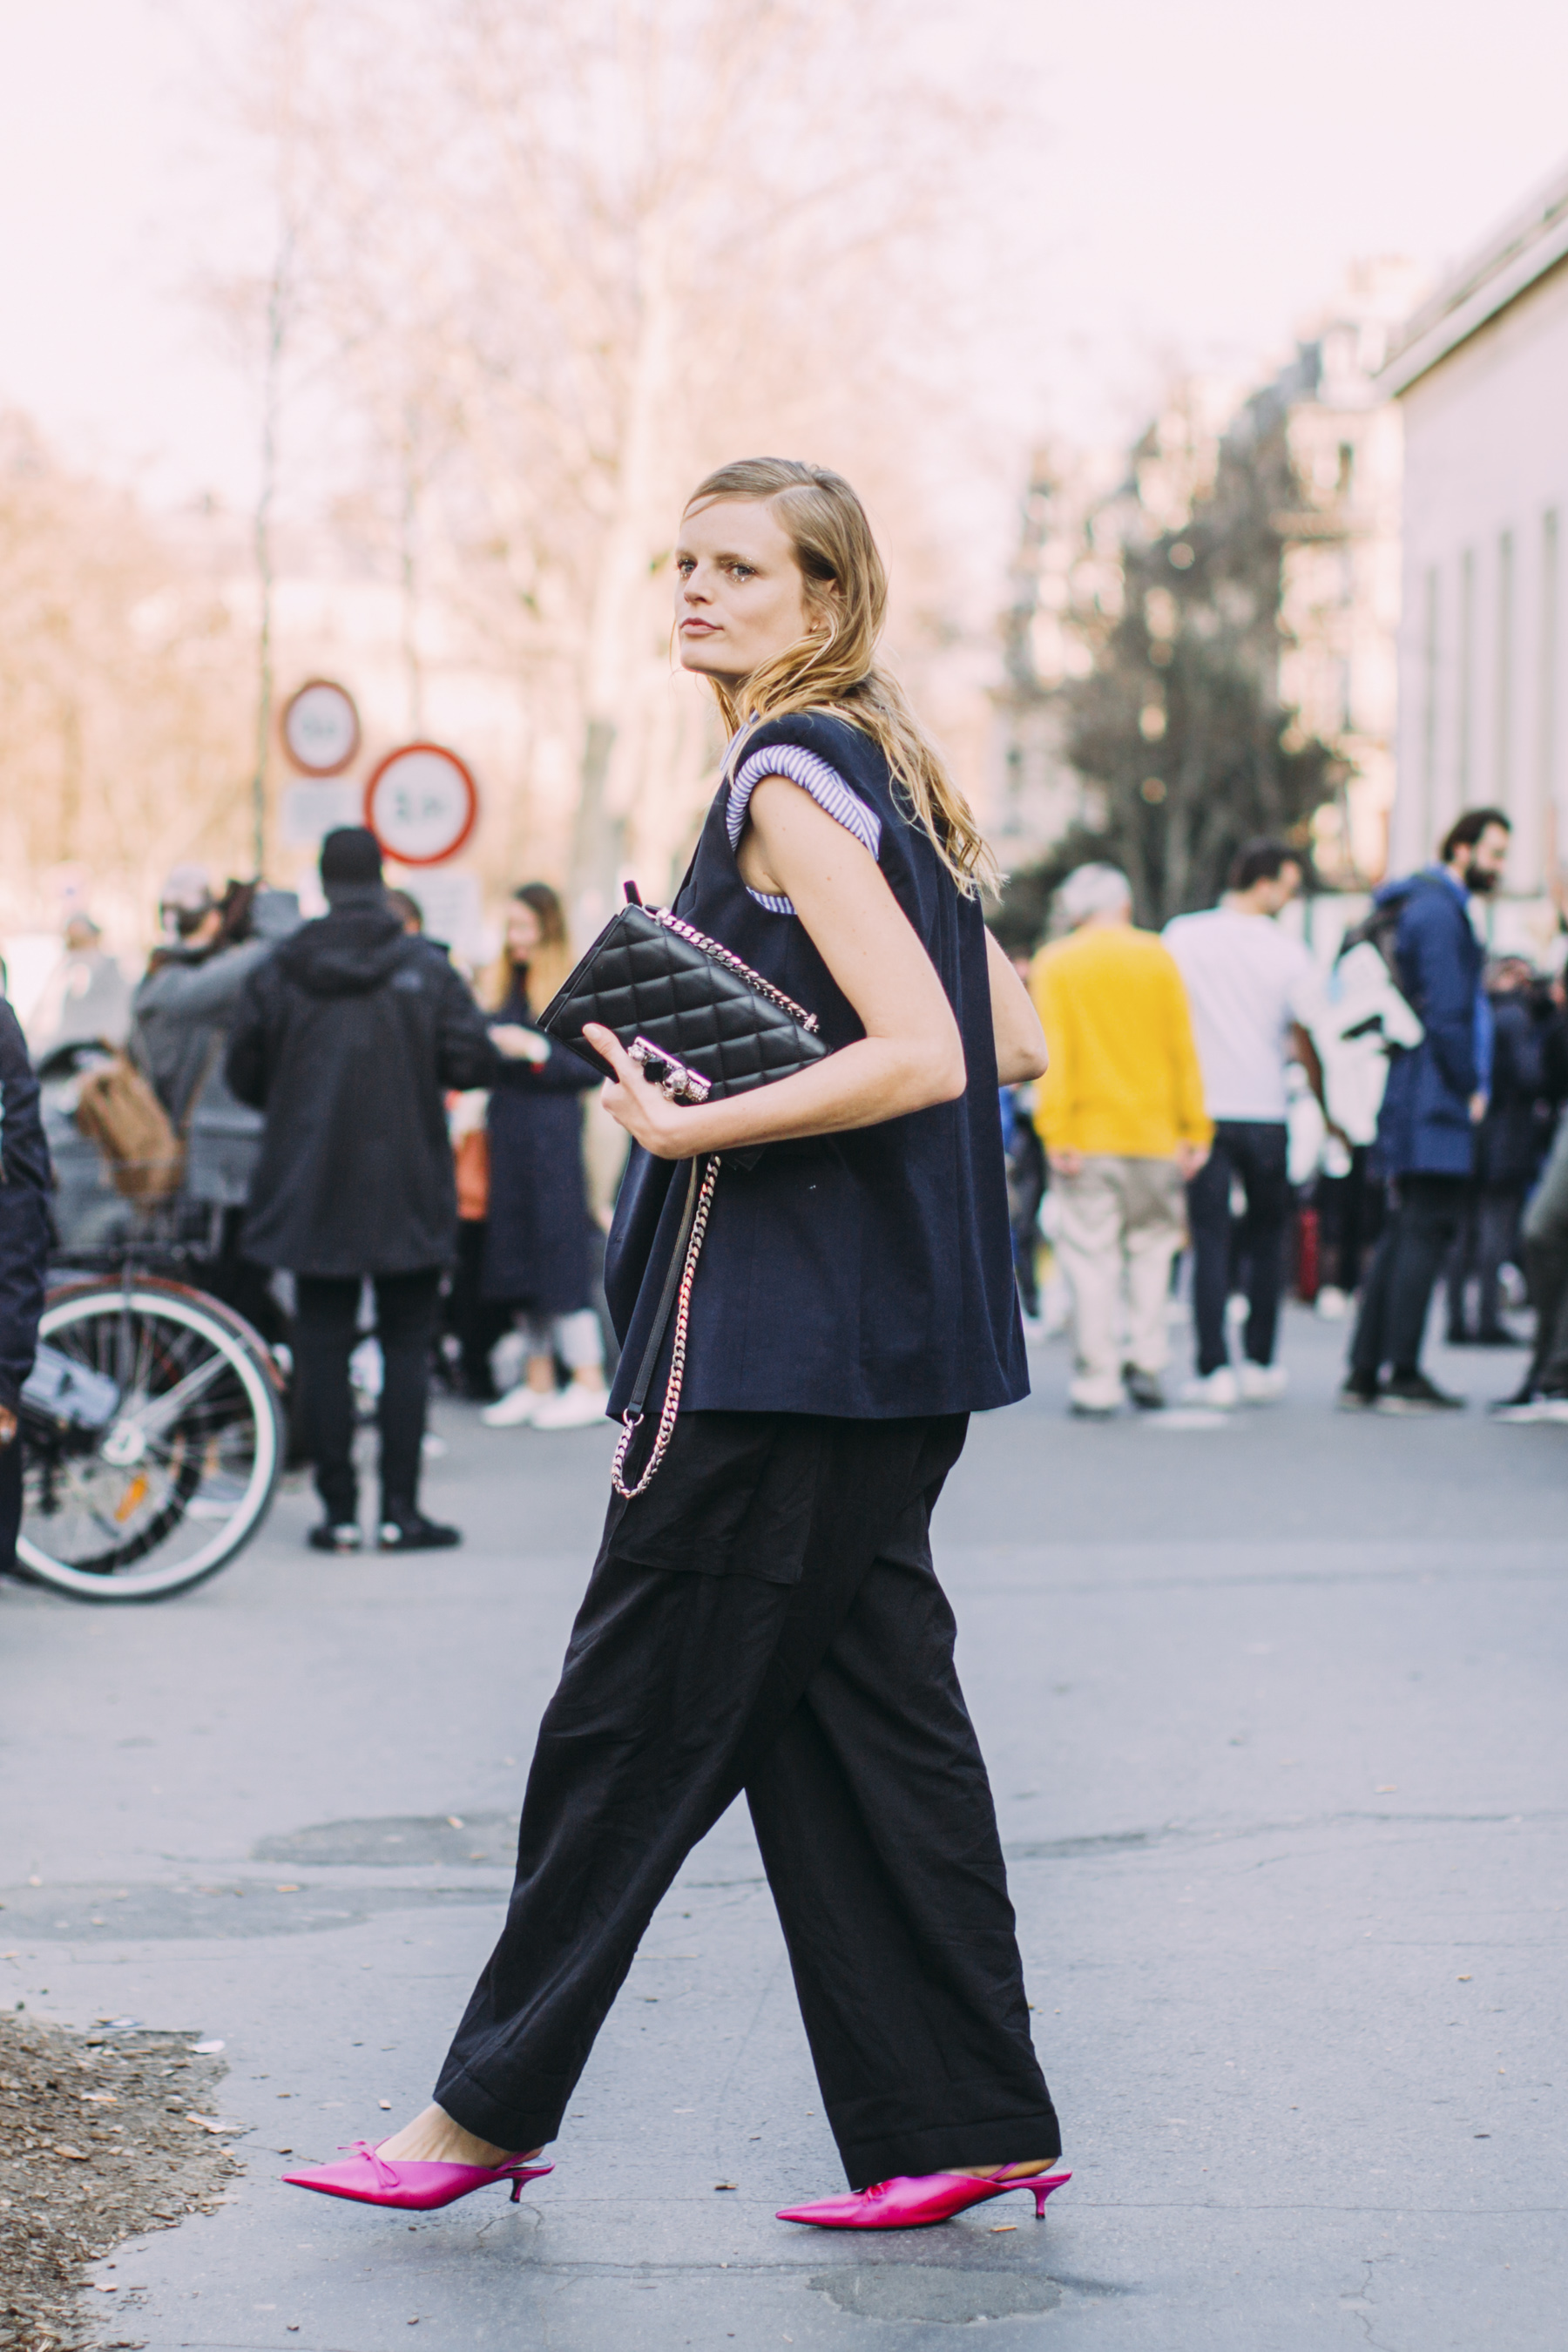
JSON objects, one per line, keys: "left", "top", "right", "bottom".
{"left": 727, "top": 742, "right": 882, "bottom": 914}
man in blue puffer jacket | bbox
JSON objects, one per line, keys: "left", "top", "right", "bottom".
{"left": 1342, "top": 806, "right": 1511, "bottom": 1411}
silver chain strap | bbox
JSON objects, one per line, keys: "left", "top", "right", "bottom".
{"left": 652, "top": 909, "right": 821, "bottom": 1034}
{"left": 609, "top": 1152, "right": 723, "bottom": 1499}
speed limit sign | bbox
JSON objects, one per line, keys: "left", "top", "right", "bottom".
{"left": 280, "top": 679, "right": 361, "bottom": 776}
{"left": 362, "top": 742, "right": 479, "bottom": 866}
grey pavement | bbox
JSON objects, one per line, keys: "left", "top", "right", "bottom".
{"left": 3, "top": 1303, "right": 1564, "bottom": 2349}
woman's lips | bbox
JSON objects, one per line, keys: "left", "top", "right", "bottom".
{"left": 679, "top": 618, "right": 717, "bottom": 634}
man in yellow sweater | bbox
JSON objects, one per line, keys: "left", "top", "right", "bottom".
{"left": 1031, "top": 864, "right": 1212, "bottom": 1416}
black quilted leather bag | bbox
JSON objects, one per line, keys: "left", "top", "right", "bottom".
{"left": 536, "top": 886, "right": 828, "bottom": 1103}
{"left": 536, "top": 884, "right": 829, "bottom": 1500}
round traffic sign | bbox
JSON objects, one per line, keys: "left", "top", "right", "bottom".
{"left": 362, "top": 743, "right": 479, "bottom": 867}
{"left": 280, "top": 679, "right": 361, "bottom": 776}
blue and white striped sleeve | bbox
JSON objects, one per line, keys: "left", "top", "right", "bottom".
{"left": 727, "top": 744, "right": 882, "bottom": 914}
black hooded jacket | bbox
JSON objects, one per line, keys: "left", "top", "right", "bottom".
{"left": 226, "top": 886, "right": 502, "bottom": 1276}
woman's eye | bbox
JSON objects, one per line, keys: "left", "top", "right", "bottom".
{"left": 728, "top": 562, "right": 756, "bottom": 580}
{"left": 675, "top": 558, "right": 694, "bottom": 577}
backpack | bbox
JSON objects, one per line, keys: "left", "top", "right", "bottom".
{"left": 1333, "top": 876, "right": 1450, "bottom": 1030}
{"left": 73, "top": 1053, "right": 186, "bottom": 1200}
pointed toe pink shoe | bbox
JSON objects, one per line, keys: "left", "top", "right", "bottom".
{"left": 777, "top": 2166, "right": 1070, "bottom": 2230}
{"left": 282, "top": 2140, "right": 553, "bottom": 2212}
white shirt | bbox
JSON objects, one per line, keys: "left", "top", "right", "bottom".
{"left": 1162, "top": 905, "right": 1321, "bottom": 1123}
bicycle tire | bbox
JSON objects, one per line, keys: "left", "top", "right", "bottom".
{"left": 17, "top": 1278, "right": 285, "bottom": 1603}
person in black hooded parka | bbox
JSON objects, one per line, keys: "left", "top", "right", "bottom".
{"left": 0, "top": 1001, "right": 52, "bottom": 1570}
{"left": 226, "top": 828, "right": 507, "bottom": 1554}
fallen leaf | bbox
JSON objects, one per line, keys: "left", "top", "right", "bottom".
{"left": 1457, "top": 1974, "right": 1472, "bottom": 1982}
{"left": 277, "top": 2146, "right": 293, "bottom": 2154}
{"left": 186, "top": 2114, "right": 233, "bottom": 2133}
{"left": 379, "top": 2100, "right": 392, "bottom": 2111}
{"left": 275, "top": 1885, "right": 301, "bottom": 1895}
{"left": 990, "top": 2223, "right": 1017, "bottom": 2233}
{"left": 714, "top": 2180, "right": 738, "bottom": 2191}
{"left": 93, "top": 2281, "right": 118, "bottom": 2291}
{"left": 54, "top": 2144, "right": 91, "bottom": 2161}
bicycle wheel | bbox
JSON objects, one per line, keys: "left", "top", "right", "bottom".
{"left": 17, "top": 1279, "right": 285, "bottom": 1602}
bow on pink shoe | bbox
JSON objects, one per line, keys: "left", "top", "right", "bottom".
{"left": 778, "top": 2166, "right": 1071, "bottom": 2229}
{"left": 282, "top": 2140, "right": 554, "bottom": 2212}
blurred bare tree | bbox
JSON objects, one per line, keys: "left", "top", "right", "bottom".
{"left": 995, "top": 380, "right": 1338, "bottom": 938}
{"left": 226, "top": 0, "right": 1016, "bottom": 921}
{"left": 0, "top": 413, "right": 253, "bottom": 942}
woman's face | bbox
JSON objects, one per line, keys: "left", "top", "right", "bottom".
{"left": 506, "top": 901, "right": 544, "bottom": 962}
{"left": 673, "top": 497, "right": 815, "bottom": 688}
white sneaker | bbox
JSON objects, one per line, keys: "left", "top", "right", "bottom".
{"left": 531, "top": 1383, "right": 612, "bottom": 1430}
{"left": 482, "top": 1384, "right": 544, "bottom": 1429}
{"left": 1238, "top": 1362, "right": 1288, "bottom": 1404}
{"left": 1179, "top": 1367, "right": 1239, "bottom": 1409}
{"left": 1226, "top": 1294, "right": 1248, "bottom": 1328}
{"left": 1315, "top": 1286, "right": 1349, "bottom": 1322}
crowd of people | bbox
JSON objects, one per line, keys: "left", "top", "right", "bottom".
{"left": 1013, "top": 804, "right": 1568, "bottom": 1421}
{"left": 16, "top": 790, "right": 1568, "bottom": 1564}
{"left": 25, "top": 828, "right": 618, "bottom": 1555}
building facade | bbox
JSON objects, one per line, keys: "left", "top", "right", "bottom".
{"left": 1382, "top": 160, "right": 1568, "bottom": 919}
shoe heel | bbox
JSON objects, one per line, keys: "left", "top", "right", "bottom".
{"left": 510, "top": 2175, "right": 524, "bottom": 2203}
{"left": 1031, "top": 2171, "right": 1071, "bottom": 2216}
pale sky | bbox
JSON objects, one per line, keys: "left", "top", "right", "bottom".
{"left": 2, "top": 0, "right": 1567, "bottom": 511}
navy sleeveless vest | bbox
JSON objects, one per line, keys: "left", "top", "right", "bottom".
{"left": 604, "top": 711, "right": 1027, "bottom": 1419}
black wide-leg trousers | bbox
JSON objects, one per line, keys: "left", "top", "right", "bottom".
{"left": 435, "top": 1410, "right": 1059, "bottom": 2189}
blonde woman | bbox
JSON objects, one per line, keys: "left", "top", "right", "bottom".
{"left": 287, "top": 460, "right": 1067, "bottom": 2232}
{"left": 477, "top": 884, "right": 609, "bottom": 1429}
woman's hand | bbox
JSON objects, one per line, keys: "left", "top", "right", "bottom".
{"left": 583, "top": 1026, "right": 706, "bottom": 1159}
{"left": 492, "top": 1024, "right": 550, "bottom": 1064}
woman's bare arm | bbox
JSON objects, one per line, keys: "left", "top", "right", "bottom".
{"left": 986, "top": 929, "right": 1048, "bottom": 1083}
{"left": 587, "top": 776, "right": 965, "bottom": 1160}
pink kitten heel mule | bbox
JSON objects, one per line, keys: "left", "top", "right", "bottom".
{"left": 282, "top": 2140, "right": 553, "bottom": 2212}
{"left": 778, "top": 2166, "right": 1070, "bottom": 2230}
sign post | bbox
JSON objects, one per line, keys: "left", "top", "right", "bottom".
{"left": 280, "top": 679, "right": 362, "bottom": 777}
{"left": 362, "top": 742, "right": 479, "bottom": 867}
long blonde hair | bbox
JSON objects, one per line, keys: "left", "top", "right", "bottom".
{"left": 684, "top": 457, "right": 996, "bottom": 896}
{"left": 481, "top": 882, "right": 572, "bottom": 1016}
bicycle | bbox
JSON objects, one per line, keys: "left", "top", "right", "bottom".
{"left": 16, "top": 1051, "right": 287, "bottom": 1602}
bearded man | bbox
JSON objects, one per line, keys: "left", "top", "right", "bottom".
{"left": 1342, "top": 807, "right": 1512, "bottom": 1412}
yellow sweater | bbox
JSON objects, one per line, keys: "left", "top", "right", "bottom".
{"left": 1031, "top": 923, "right": 1212, "bottom": 1158}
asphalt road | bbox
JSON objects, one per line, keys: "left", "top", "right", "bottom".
{"left": 3, "top": 1304, "right": 1564, "bottom": 2350}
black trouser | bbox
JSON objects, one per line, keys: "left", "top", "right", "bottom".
{"left": 293, "top": 1268, "right": 443, "bottom": 1524}
{"left": 206, "top": 1206, "right": 289, "bottom": 1346}
{"left": 1186, "top": 1120, "right": 1292, "bottom": 1375}
{"left": 1315, "top": 1146, "right": 1382, "bottom": 1294}
{"left": 1348, "top": 1173, "right": 1470, "bottom": 1382}
{"left": 435, "top": 1411, "right": 1059, "bottom": 2189}
{"left": 446, "top": 1221, "right": 510, "bottom": 1399}
{"left": 1445, "top": 1185, "right": 1524, "bottom": 1339}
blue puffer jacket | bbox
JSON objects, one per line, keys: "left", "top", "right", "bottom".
{"left": 1374, "top": 872, "right": 1484, "bottom": 1179}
